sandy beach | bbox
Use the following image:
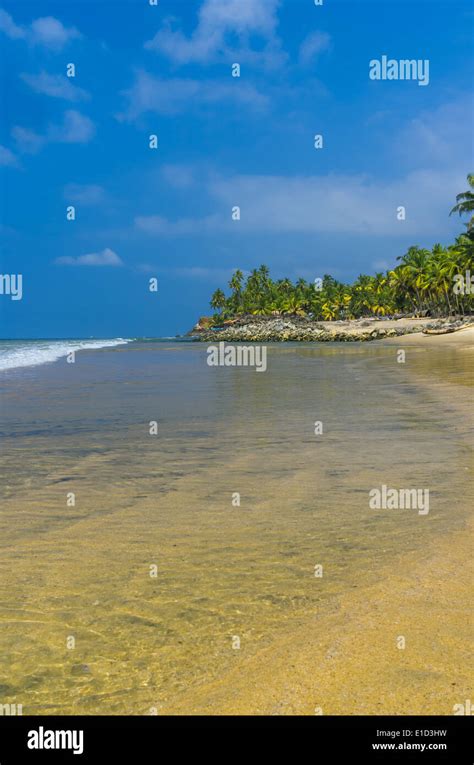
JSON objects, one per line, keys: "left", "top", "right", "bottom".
{"left": 320, "top": 317, "right": 474, "bottom": 339}
{"left": 166, "top": 518, "right": 473, "bottom": 715}
{"left": 0, "top": 331, "right": 471, "bottom": 715}
{"left": 385, "top": 324, "right": 474, "bottom": 347}
{"left": 161, "top": 327, "right": 474, "bottom": 715}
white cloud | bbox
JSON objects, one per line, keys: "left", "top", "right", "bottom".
{"left": 21, "top": 72, "right": 89, "bottom": 101}
{"left": 208, "top": 169, "right": 466, "bottom": 236}
{"left": 136, "top": 264, "right": 244, "bottom": 281}
{"left": 30, "top": 16, "right": 80, "bottom": 50}
{"left": 133, "top": 97, "right": 469, "bottom": 240}
{"left": 63, "top": 183, "right": 105, "bottom": 205}
{"left": 0, "top": 9, "right": 80, "bottom": 50}
{"left": 135, "top": 214, "right": 220, "bottom": 235}
{"left": 55, "top": 248, "right": 123, "bottom": 267}
{"left": 11, "top": 126, "right": 45, "bottom": 154}
{"left": 0, "top": 144, "right": 18, "bottom": 166}
{"left": 50, "top": 110, "right": 95, "bottom": 143}
{"left": 162, "top": 164, "right": 197, "bottom": 190}
{"left": 136, "top": 262, "right": 157, "bottom": 274}
{"left": 299, "top": 31, "right": 331, "bottom": 66}
{"left": 145, "top": 0, "right": 284, "bottom": 68}
{"left": 0, "top": 9, "right": 24, "bottom": 40}
{"left": 119, "top": 70, "right": 267, "bottom": 120}
{"left": 134, "top": 168, "right": 466, "bottom": 237}
{"left": 13, "top": 110, "right": 95, "bottom": 153}
{"left": 397, "top": 98, "right": 474, "bottom": 169}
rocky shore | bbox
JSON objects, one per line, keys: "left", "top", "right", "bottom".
{"left": 189, "top": 315, "right": 473, "bottom": 343}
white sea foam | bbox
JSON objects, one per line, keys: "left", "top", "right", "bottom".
{"left": 0, "top": 339, "right": 132, "bottom": 372}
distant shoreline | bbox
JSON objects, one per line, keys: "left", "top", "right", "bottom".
{"left": 190, "top": 315, "right": 474, "bottom": 343}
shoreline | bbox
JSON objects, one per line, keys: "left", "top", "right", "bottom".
{"left": 166, "top": 340, "right": 473, "bottom": 715}
{"left": 1, "top": 333, "right": 471, "bottom": 715}
{"left": 190, "top": 316, "right": 474, "bottom": 343}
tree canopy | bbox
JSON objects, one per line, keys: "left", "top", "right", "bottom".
{"left": 210, "top": 178, "right": 474, "bottom": 321}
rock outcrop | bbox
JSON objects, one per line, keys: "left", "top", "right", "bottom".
{"left": 188, "top": 315, "right": 471, "bottom": 342}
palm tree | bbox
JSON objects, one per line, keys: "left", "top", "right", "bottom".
{"left": 450, "top": 234, "right": 474, "bottom": 315}
{"left": 351, "top": 274, "right": 373, "bottom": 316}
{"left": 396, "top": 247, "right": 430, "bottom": 314}
{"left": 282, "top": 293, "right": 306, "bottom": 316}
{"left": 204, "top": 197, "right": 474, "bottom": 324}
{"left": 258, "top": 264, "right": 270, "bottom": 285}
{"left": 427, "top": 244, "right": 454, "bottom": 315}
{"left": 388, "top": 266, "right": 411, "bottom": 313}
{"left": 321, "top": 302, "right": 338, "bottom": 320}
{"left": 210, "top": 288, "right": 226, "bottom": 313}
{"left": 373, "top": 272, "right": 387, "bottom": 294}
{"left": 450, "top": 174, "right": 474, "bottom": 232}
{"left": 229, "top": 269, "right": 244, "bottom": 293}
{"left": 228, "top": 270, "right": 244, "bottom": 314}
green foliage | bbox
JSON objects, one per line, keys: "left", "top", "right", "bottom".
{"left": 209, "top": 181, "right": 474, "bottom": 320}
{"left": 209, "top": 239, "right": 473, "bottom": 321}
{"left": 450, "top": 173, "right": 474, "bottom": 232}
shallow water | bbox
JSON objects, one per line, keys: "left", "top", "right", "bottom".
{"left": 0, "top": 341, "right": 472, "bottom": 713}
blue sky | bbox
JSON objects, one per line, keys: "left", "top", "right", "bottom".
{"left": 0, "top": 0, "right": 473, "bottom": 338}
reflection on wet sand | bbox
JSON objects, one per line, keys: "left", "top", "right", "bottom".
{"left": 0, "top": 339, "right": 472, "bottom": 713}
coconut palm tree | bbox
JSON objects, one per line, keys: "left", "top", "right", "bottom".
{"left": 396, "top": 247, "right": 431, "bottom": 314}
{"left": 229, "top": 269, "right": 244, "bottom": 294}
{"left": 450, "top": 174, "right": 474, "bottom": 232}
{"left": 449, "top": 234, "right": 474, "bottom": 315}
{"left": 205, "top": 202, "right": 474, "bottom": 323}
{"left": 281, "top": 293, "right": 306, "bottom": 316}
{"left": 321, "top": 302, "right": 337, "bottom": 320}
{"left": 228, "top": 269, "right": 244, "bottom": 314}
{"left": 210, "top": 288, "right": 226, "bottom": 312}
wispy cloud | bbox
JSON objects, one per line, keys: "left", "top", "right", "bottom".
{"left": 30, "top": 16, "right": 81, "bottom": 50}
{"left": 135, "top": 214, "right": 220, "bottom": 235}
{"left": 0, "top": 8, "right": 23, "bottom": 39}
{"left": 55, "top": 248, "right": 123, "bottom": 267}
{"left": 136, "top": 264, "right": 243, "bottom": 281}
{"left": 49, "top": 110, "right": 95, "bottom": 143}
{"left": 0, "top": 9, "right": 81, "bottom": 51}
{"left": 63, "top": 183, "right": 106, "bottom": 205}
{"left": 162, "top": 164, "right": 197, "bottom": 190}
{"left": 397, "top": 98, "right": 474, "bottom": 169}
{"left": 13, "top": 110, "right": 95, "bottom": 154}
{"left": 119, "top": 70, "right": 267, "bottom": 120}
{"left": 11, "top": 126, "right": 44, "bottom": 154}
{"left": 145, "top": 0, "right": 284, "bottom": 68}
{"left": 21, "top": 71, "right": 89, "bottom": 102}
{"left": 208, "top": 168, "right": 466, "bottom": 236}
{"left": 132, "top": 94, "right": 470, "bottom": 240}
{"left": 299, "top": 31, "right": 332, "bottom": 66}
{"left": 0, "top": 144, "right": 18, "bottom": 167}
{"left": 134, "top": 168, "right": 466, "bottom": 237}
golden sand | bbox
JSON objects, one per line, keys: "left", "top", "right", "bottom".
{"left": 385, "top": 324, "right": 474, "bottom": 348}
{"left": 165, "top": 328, "right": 474, "bottom": 715}
{"left": 166, "top": 518, "right": 472, "bottom": 715}
{"left": 0, "top": 331, "right": 471, "bottom": 715}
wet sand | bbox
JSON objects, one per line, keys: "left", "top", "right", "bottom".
{"left": 166, "top": 517, "right": 472, "bottom": 715}
{"left": 0, "top": 333, "right": 472, "bottom": 715}
{"left": 176, "top": 327, "right": 474, "bottom": 716}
